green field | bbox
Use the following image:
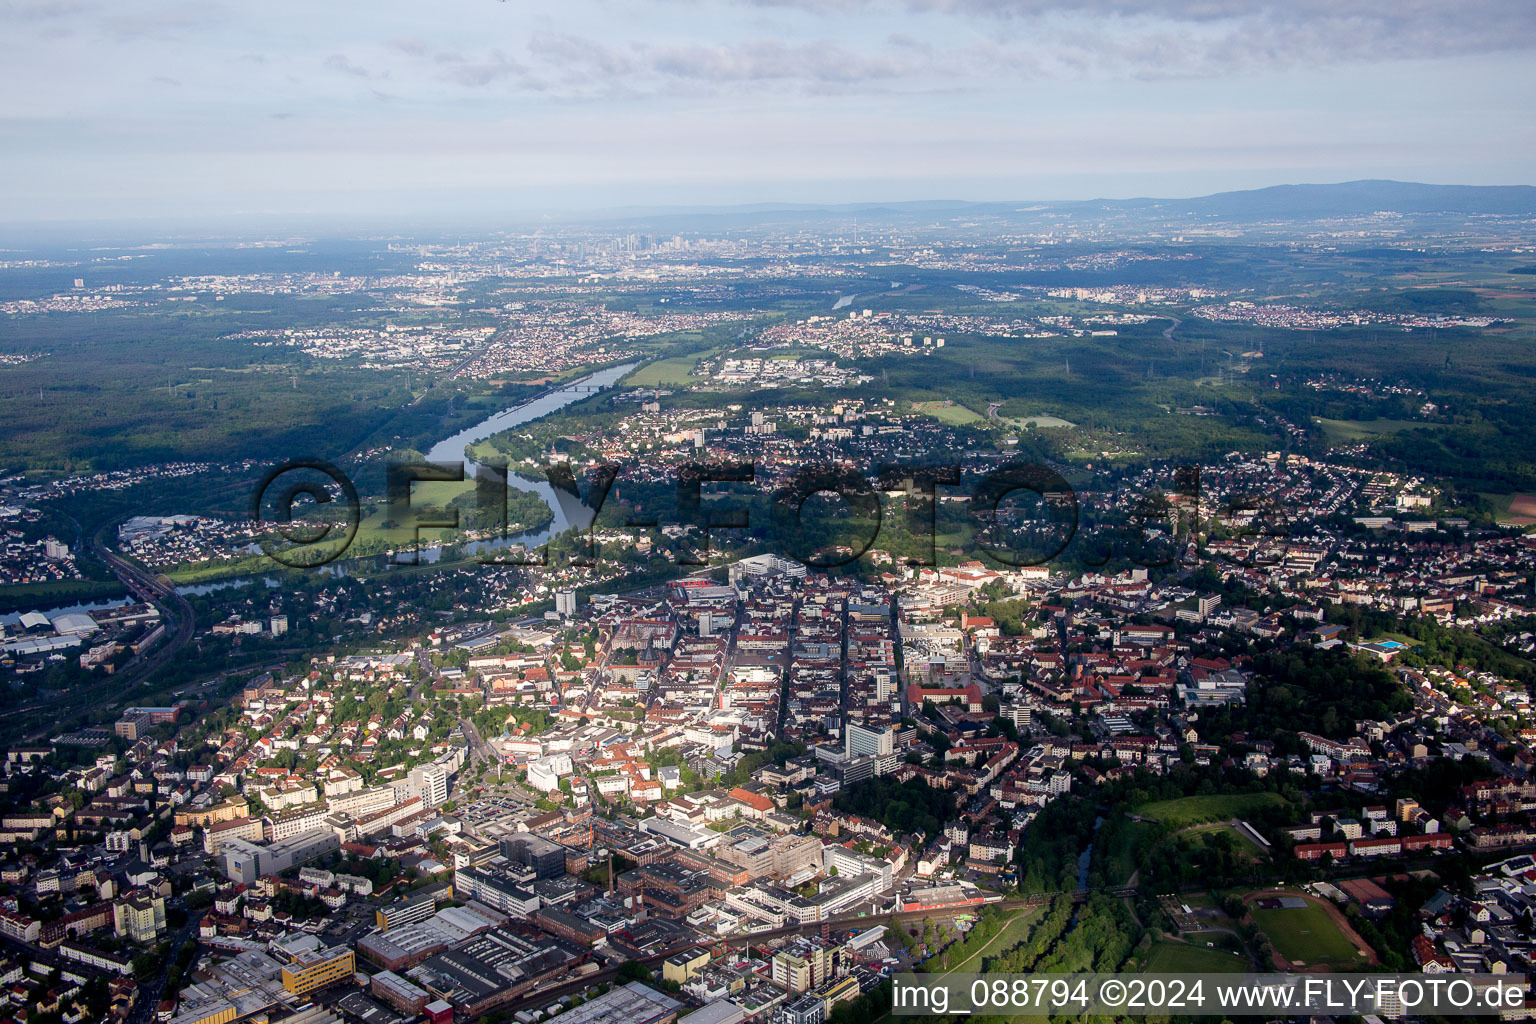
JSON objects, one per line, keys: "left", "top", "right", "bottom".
{"left": 1314, "top": 417, "right": 1425, "bottom": 444}
{"left": 165, "top": 556, "right": 273, "bottom": 586}
{"left": 1141, "top": 939, "right": 1247, "bottom": 973}
{"left": 912, "top": 400, "right": 985, "bottom": 426}
{"left": 1481, "top": 491, "right": 1536, "bottom": 524}
{"left": 163, "top": 501, "right": 460, "bottom": 584}
{"left": 1483, "top": 492, "right": 1519, "bottom": 522}
{"left": 1002, "top": 413, "right": 1075, "bottom": 429}
{"left": 1134, "top": 793, "right": 1287, "bottom": 828}
{"left": 624, "top": 355, "right": 709, "bottom": 387}
{"left": 1182, "top": 823, "right": 1270, "bottom": 860}
{"left": 1186, "top": 929, "right": 1247, "bottom": 954}
{"left": 164, "top": 478, "right": 555, "bottom": 584}
{"left": 1249, "top": 900, "right": 1365, "bottom": 968}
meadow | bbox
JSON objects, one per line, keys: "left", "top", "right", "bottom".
{"left": 1139, "top": 939, "right": 1248, "bottom": 973}
{"left": 1133, "top": 792, "right": 1288, "bottom": 827}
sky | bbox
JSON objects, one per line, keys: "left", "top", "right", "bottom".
{"left": 2, "top": 0, "right": 1535, "bottom": 227}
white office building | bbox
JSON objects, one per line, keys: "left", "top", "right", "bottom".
{"left": 845, "top": 723, "right": 893, "bottom": 759}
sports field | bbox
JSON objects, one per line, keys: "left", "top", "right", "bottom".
{"left": 1248, "top": 897, "right": 1368, "bottom": 968}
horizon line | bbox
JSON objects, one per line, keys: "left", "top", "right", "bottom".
{"left": 3, "top": 177, "right": 1536, "bottom": 243}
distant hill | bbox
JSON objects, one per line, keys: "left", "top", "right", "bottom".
{"left": 598, "top": 180, "right": 1536, "bottom": 231}
{"left": 1091, "top": 180, "right": 1536, "bottom": 219}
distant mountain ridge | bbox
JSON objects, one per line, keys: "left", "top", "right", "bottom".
{"left": 597, "top": 180, "right": 1536, "bottom": 229}
{"left": 1090, "top": 180, "right": 1536, "bottom": 218}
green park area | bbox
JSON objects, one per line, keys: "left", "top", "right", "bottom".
{"left": 938, "top": 907, "right": 1042, "bottom": 974}
{"left": 1001, "top": 413, "right": 1075, "bottom": 429}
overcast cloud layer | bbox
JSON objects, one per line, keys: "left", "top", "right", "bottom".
{"left": 0, "top": 0, "right": 1532, "bottom": 225}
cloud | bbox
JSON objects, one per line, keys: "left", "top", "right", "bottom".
{"left": 13, "top": 0, "right": 1519, "bottom": 114}
{"left": 385, "top": 38, "right": 536, "bottom": 89}
{"left": 886, "top": 32, "right": 933, "bottom": 53}
{"left": 324, "top": 53, "right": 372, "bottom": 78}
{"left": 0, "top": 0, "right": 90, "bottom": 20}
{"left": 438, "top": 49, "right": 528, "bottom": 87}
{"left": 383, "top": 32, "right": 949, "bottom": 98}
{"left": 102, "top": 1, "right": 229, "bottom": 42}
{"left": 528, "top": 32, "right": 637, "bottom": 77}
{"left": 389, "top": 37, "right": 433, "bottom": 58}
{"left": 358, "top": 0, "right": 1536, "bottom": 102}
{"left": 642, "top": 38, "right": 919, "bottom": 83}
{"left": 698, "top": 0, "right": 1536, "bottom": 68}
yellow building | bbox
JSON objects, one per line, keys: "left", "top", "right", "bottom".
{"left": 112, "top": 892, "right": 166, "bottom": 944}
{"left": 811, "top": 976, "right": 860, "bottom": 1011}
{"left": 281, "top": 946, "right": 355, "bottom": 995}
{"left": 174, "top": 800, "right": 248, "bottom": 827}
{"left": 169, "top": 1002, "right": 237, "bottom": 1024}
{"left": 775, "top": 937, "right": 857, "bottom": 996}
{"left": 663, "top": 947, "right": 711, "bottom": 986}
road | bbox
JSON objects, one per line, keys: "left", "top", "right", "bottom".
{"left": 127, "top": 910, "right": 205, "bottom": 1024}
{"left": 459, "top": 715, "right": 499, "bottom": 765}
{"left": 451, "top": 715, "right": 539, "bottom": 804}
{"left": 0, "top": 908, "right": 204, "bottom": 1024}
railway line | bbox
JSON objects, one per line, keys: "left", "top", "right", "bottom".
{"left": 485, "top": 885, "right": 1136, "bottom": 1017}
{"left": 0, "top": 522, "right": 196, "bottom": 737}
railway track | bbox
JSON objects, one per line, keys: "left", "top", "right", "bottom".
{"left": 482, "top": 886, "right": 1137, "bottom": 1018}
{"left": 0, "top": 524, "right": 196, "bottom": 737}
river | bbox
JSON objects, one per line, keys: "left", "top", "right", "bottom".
{"left": 1077, "top": 815, "right": 1105, "bottom": 890}
{"left": 6, "top": 363, "right": 639, "bottom": 618}
{"left": 402, "top": 360, "right": 639, "bottom": 562}
{"left": 1, "top": 597, "right": 131, "bottom": 627}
